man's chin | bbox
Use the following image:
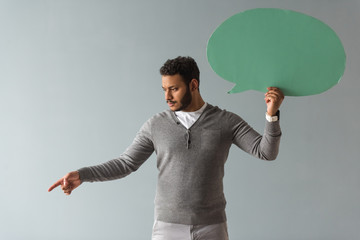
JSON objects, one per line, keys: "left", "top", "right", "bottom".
{"left": 170, "top": 106, "right": 180, "bottom": 111}
{"left": 168, "top": 104, "right": 183, "bottom": 112}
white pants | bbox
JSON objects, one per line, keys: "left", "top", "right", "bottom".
{"left": 151, "top": 220, "right": 229, "bottom": 240}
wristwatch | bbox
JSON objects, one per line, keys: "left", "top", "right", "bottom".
{"left": 265, "top": 111, "right": 280, "bottom": 122}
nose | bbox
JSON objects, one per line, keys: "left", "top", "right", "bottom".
{"left": 165, "top": 90, "right": 172, "bottom": 101}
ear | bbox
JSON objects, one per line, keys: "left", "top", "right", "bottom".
{"left": 190, "top": 79, "right": 199, "bottom": 91}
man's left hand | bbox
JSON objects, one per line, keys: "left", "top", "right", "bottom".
{"left": 264, "top": 87, "right": 284, "bottom": 116}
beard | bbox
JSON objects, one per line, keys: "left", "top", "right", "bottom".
{"left": 170, "top": 86, "right": 193, "bottom": 111}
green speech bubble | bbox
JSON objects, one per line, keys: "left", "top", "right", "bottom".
{"left": 207, "top": 8, "right": 346, "bottom": 96}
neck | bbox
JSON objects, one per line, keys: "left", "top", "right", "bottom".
{"left": 182, "top": 94, "right": 205, "bottom": 112}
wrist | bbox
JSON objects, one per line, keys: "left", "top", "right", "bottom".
{"left": 266, "top": 110, "right": 277, "bottom": 116}
{"left": 266, "top": 111, "right": 280, "bottom": 122}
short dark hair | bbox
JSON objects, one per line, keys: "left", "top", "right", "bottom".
{"left": 160, "top": 56, "right": 200, "bottom": 86}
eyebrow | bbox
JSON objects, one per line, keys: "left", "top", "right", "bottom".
{"left": 162, "top": 85, "right": 177, "bottom": 90}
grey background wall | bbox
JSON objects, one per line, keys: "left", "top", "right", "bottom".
{"left": 1, "top": 0, "right": 359, "bottom": 239}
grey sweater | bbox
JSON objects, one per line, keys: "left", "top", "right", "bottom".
{"left": 78, "top": 104, "right": 282, "bottom": 225}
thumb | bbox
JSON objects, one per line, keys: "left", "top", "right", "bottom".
{"left": 63, "top": 178, "right": 68, "bottom": 188}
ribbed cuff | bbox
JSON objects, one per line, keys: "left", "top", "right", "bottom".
{"left": 77, "top": 167, "right": 94, "bottom": 183}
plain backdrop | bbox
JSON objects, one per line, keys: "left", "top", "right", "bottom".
{"left": 0, "top": 0, "right": 359, "bottom": 239}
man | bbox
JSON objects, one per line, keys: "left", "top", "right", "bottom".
{"left": 49, "top": 56, "right": 284, "bottom": 240}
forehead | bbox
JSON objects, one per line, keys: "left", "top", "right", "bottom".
{"left": 161, "top": 74, "right": 186, "bottom": 88}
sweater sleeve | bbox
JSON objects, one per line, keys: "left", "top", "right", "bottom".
{"left": 229, "top": 113, "right": 282, "bottom": 161}
{"left": 78, "top": 120, "right": 155, "bottom": 182}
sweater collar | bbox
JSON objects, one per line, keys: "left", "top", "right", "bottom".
{"left": 169, "top": 103, "right": 213, "bottom": 127}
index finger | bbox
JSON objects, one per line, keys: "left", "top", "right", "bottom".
{"left": 267, "top": 87, "right": 281, "bottom": 91}
{"left": 48, "top": 178, "right": 63, "bottom": 192}
{"left": 267, "top": 87, "right": 284, "bottom": 98}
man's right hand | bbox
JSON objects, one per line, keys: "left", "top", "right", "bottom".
{"left": 48, "top": 171, "right": 81, "bottom": 195}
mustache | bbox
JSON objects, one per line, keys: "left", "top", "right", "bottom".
{"left": 167, "top": 100, "right": 176, "bottom": 104}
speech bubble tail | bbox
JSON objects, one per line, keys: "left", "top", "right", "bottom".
{"left": 227, "top": 84, "right": 249, "bottom": 94}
